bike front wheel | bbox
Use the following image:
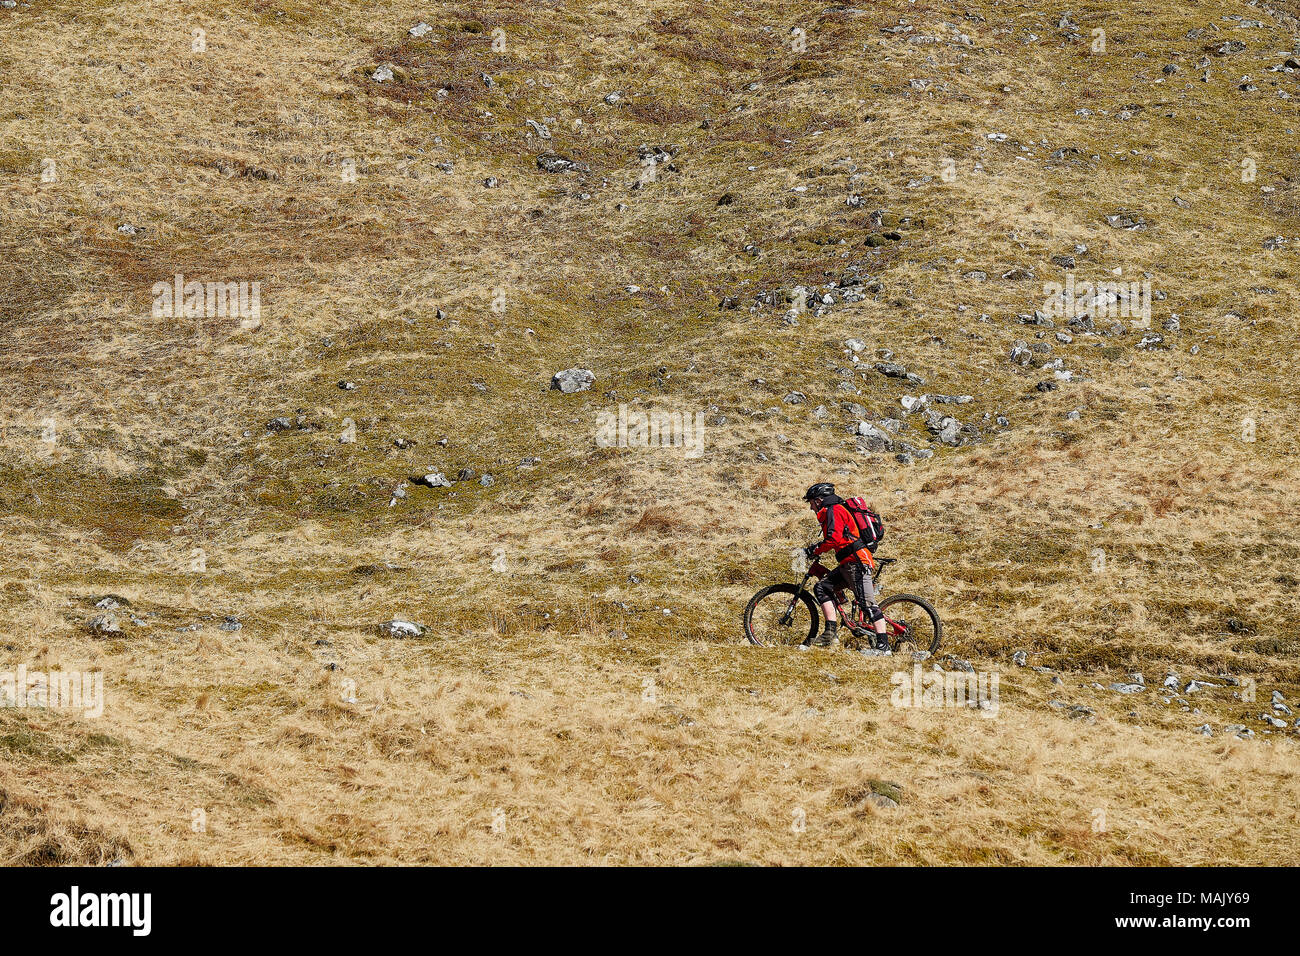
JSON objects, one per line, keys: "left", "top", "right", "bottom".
{"left": 878, "top": 594, "right": 942, "bottom": 654}
{"left": 743, "top": 584, "right": 820, "bottom": 647}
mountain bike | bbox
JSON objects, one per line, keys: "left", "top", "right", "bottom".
{"left": 742, "top": 555, "right": 941, "bottom": 653}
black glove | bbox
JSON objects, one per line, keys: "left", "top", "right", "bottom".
{"left": 803, "top": 544, "right": 819, "bottom": 560}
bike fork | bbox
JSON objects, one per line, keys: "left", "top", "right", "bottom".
{"left": 780, "top": 595, "right": 801, "bottom": 626}
{"left": 781, "top": 572, "right": 814, "bottom": 626}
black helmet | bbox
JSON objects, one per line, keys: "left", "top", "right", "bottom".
{"left": 803, "top": 482, "right": 835, "bottom": 502}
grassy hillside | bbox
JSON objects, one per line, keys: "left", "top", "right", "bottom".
{"left": 0, "top": 0, "right": 1298, "bottom": 864}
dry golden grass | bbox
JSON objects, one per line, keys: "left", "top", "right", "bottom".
{"left": 1, "top": 0, "right": 1297, "bottom": 864}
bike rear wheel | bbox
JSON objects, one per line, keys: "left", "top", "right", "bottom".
{"left": 743, "top": 584, "right": 820, "bottom": 647}
{"left": 878, "top": 594, "right": 942, "bottom": 654}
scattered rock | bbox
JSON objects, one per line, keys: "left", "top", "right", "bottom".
{"left": 551, "top": 368, "right": 595, "bottom": 393}
{"left": 537, "top": 153, "right": 589, "bottom": 174}
{"left": 874, "top": 362, "right": 922, "bottom": 385}
{"left": 87, "top": 615, "right": 121, "bottom": 636}
{"left": 377, "top": 620, "right": 427, "bottom": 639}
{"left": 1105, "top": 213, "right": 1147, "bottom": 230}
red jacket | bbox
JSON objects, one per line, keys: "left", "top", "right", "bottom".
{"left": 811, "top": 496, "right": 874, "bottom": 568}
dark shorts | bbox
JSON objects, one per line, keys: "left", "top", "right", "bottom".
{"left": 813, "top": 559, "right": 875, "bottom": 607}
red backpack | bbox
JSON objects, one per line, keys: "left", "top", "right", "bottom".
{"left": 842, "top": 496, "right": 884, "bottom": 552}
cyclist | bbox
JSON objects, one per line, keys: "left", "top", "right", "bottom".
{"left": 801, "top": 482, "right": 888, "bottom": 651}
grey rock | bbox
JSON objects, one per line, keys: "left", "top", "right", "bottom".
{"left": 537, "top": 153, "right": 589, "bottom": 174}
{"left": 378, "top": 619, "right": 427, "bottom": 639}
{"left": 1105, "top": 213, "right": 1147, "bottom": 230}
{"left": 551, "top": 368, "right": 595, "bottom": 393}
{"left": 87, "top": 614, "right": 121, "bottom": 636}
{"left": 856, "top": 421, "right": 894, "bottom": 442}
{"left": 874, "top": 362, "right": 923, "bottom": 385}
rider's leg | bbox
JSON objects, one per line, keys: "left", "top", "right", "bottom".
{"left": 811, "top": 573, "right": 840, "bottom": 623}
{"left": 859, "top": 564, "right": 887, "bottom": 637}
{"left": 809, "top": 570, "right": 846, "bottom": 647}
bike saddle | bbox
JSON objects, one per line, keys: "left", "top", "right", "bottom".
{"left": 875, "top": 557, "right": 896, "bottom": 566}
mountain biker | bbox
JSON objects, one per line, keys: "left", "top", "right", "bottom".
{"left": 800, "top": 482, "right": 888, "bottom": 651}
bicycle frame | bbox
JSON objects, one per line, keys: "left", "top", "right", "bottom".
{"left": 790, "top": 560, "right": 906, "bottom": 640}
